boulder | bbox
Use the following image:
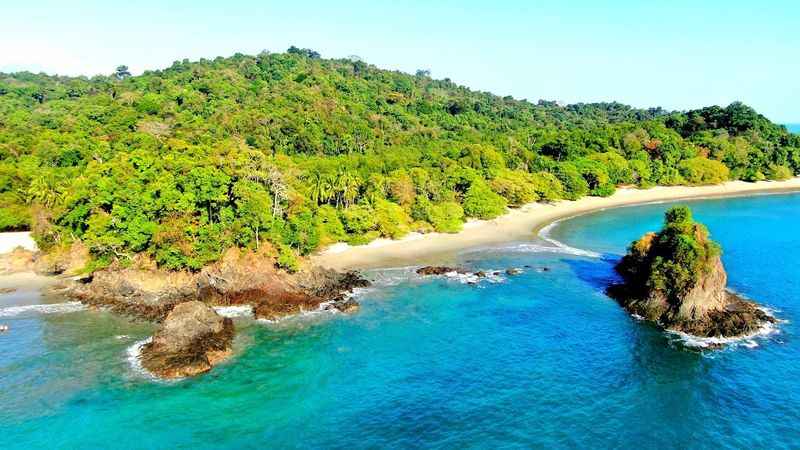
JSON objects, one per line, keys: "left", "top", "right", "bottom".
{"left": 140, "top": 301, "right": 234, "bottom": 379}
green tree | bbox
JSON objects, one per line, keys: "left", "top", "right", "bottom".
{"left": 463, "top": 180, "right": 507, "bottom": 219}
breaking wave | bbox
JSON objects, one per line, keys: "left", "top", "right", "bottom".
{"left": 126, "top": 337, "right": 159, "bottom": 381}
{"left": 125, "top": 337, "right": 182, "bottom": 383}
{"left": 213, "top": 305, "right": 254, "bottom": 318}
{"left": 664, "top": 308, "right": 784, "bottom": 350}
{"left": 535, "top": 220, "right": 602, "bottom": 258}
{"left": 0, "top": 301, "right": 86, "bottom": 317}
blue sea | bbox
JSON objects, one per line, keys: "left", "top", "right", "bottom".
{"left": 2, "top": 193, "right": 800, "bottom": 449}
{"left": 786, "top": 123, "right": 800, "bottom": 134}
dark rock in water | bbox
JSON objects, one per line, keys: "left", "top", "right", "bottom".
{"left": 608, "top": 206, "right": 774, "bottom": 339}
{"left": 505, "top": 268, "right": 523, "bottom": 275}
{"left": 332, "top": 297, "right": 360, "bottom": 314}
{"left": 140, "top": 301, "right": 234, "bottom": 379}
{"left": 524, "top": 265, "right": 532, "bottom": 269}
{"left": 416, "top": 266, "right": 465, "bottom": 276}
{"left": 475, "top": 271, "right": 487, "bottom": 278}
{"left": 253, "top": 267, "right": 369, "bottom": 320}
{"left": 252, "top": 291, "right": 323, "bottom": 321}
{"left": 541, "top": 267, "right": 551, "bottom": 272}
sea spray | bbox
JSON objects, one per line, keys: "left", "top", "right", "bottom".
{"left": 125, "top": 337, "right": 184, "bottom": 383}
{"left": 537, "top": 220, "right": 602, "bottom": 258}
{"left": 0, "top": 301, "right": 86, "bottom": 317}
{"left": 213, "top": 305, "right": 254, "bottom": 318}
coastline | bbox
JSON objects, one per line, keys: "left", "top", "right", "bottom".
{"left": 311, "top": 178, "right": 800, "bottom": 270}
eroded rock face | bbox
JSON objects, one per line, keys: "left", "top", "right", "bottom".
{"left": 611, "top": 254, "right": 774, "bottom": 337}
{"left": 66, "top": 249, "right": 370, "bottom": 321}
{"left": 140, "top": 301, "right": 234, "bottom": 379}
{"left": 609, "top": 206, "right": 774, "bottom": 339}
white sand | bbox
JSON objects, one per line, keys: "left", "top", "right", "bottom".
{"left": 0, "top": 232, "right": 37, "bottom": 254}
{"left": 312, "top": 178, "right": 800, "bottom": 270}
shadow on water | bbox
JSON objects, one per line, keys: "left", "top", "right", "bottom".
{"left": 562, "top": 253, "right": 623, "bottom": 291}
{"left": 562, "top": 253, "right": 711, "bottom": 377}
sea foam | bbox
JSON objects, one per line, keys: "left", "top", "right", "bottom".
{"left": 0, "top": 301, "right": 86, "bottom": 317}
{"left": 213, "top": 305, "right": 254, "bottom": 318}
{"left": 665, "top": 308, "right": 784, "bottom": 350}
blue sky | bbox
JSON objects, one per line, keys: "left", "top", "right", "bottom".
{"left": 2, "top": 0, "right": 798, "bottom": 122}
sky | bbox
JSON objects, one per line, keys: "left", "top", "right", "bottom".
{"left": 2, "top": 0, "right": 798, "bottom": 122}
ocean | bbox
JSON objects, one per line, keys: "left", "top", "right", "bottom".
{"left": 2, "top": 192, "right": 800, "bottom": 448}
{"left": 786, "top": 123, "right": 800, "bottom": 134}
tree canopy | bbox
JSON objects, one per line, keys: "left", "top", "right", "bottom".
{"left": 0, "top": 48, "right": 797, "bottom": 271}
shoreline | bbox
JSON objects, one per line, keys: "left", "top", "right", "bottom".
{"left": 311, "top": 178, "right": 800, "bottom": 270}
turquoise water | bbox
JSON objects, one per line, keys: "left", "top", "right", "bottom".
{"left": 785, "top": 123, "right": 800, "bottom": 133}
{"left": 2, "top": 193, "right": 800, "bottom": 448}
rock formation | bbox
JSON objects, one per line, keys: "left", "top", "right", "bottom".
{"left": 608, "top": 206, "right": 774, "bottom": 338}
{"left": 0, "top": 247, "right": 36, "bottom": 274}
{"left": 416, "top": 266, "right": 466, "bottom": 276}
{"left": 140, "top": 301, "right": 234, "bottom": 378}
{"left": 67, "top": 248, "right": 369, "bottom": 321}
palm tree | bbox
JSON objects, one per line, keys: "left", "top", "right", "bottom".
{"left": 310, "top": 172, "right": 333, "bottom": 205}
{"left": 26, "top": 176, "right": 60, "bottom": 207}
{"left": 342, "top": 172, "right": 361, "bottom": 207}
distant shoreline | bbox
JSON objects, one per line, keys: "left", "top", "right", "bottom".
{"left": 311, "top": 178, "right": 800, "bottom": 271}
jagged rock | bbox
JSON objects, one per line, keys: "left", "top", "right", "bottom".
{"left": 65, "top": 248, "right": 370, "bottom": 322}
{"left": 331, "top": 297, "right": 360, "bottom": 314}
{"left": 140, "top": 301, "right": 234, "bottom": 379}
{"left": 416, "top": 266, "right": 465, "bottom": 276}
{"left": 252, "top": 291, "right": 323, "bottom": 321}
{"left": 506, "top": 268, "right": 523, "bottom": 275}
{"left": 608, "top": 206, "right": 774, "bottom": 338}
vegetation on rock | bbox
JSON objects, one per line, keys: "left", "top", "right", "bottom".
{"left": 611, "top": 206, "right": 774, "bottom": 338}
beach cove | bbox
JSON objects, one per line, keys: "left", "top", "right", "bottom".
{"left": 313, "top": 178, "right": 800, "bottom": 270}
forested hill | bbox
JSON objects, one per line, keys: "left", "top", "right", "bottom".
{"left": 1, "top": 47, "right": 798, "bottom": 271}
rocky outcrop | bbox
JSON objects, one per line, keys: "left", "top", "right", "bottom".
{"left": 0, "top": 247, "right": 35, "bottom": 274}
{"left": 140, "top": 301, "right": 234, "bottom": 379}
{"left": 416, "top": 266, "right": 466, "bottom": 276}
{"left": 66, "top": 248, "right": 370, "bottom": 321}
{"left": 608, "top": 206, "right": 774, "bottom": 339}
{"left": 33, "top": 242, "right": 89, "bottom": 276}
{"left": 252, "top": 266, "right": 369, "bottom": 320}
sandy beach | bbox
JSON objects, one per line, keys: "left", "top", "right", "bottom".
{"left": 312, "top": 178, "right": 800, "bottom": 270}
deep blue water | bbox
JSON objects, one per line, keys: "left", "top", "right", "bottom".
{"left": 2, "top": 193, "right": 800, "bottom": 449}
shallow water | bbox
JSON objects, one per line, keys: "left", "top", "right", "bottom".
{"left": 2, "top": 193, "right": 800, "bottom": 448}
